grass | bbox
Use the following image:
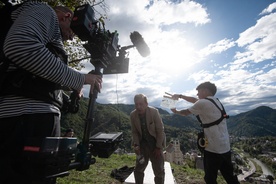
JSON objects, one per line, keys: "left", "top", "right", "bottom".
{"left": 57, "top": 154, "right": 136, "bottom": 184}
{"left": 171, "top": 161, "right": 230, "bottom": 184}
{"left": 57, "top": 153, "right": 207, "bottom": 184}
{"left": 57, "top": 153, "right": 252, "bottom": 184}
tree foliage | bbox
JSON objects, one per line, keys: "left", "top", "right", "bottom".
{"left": 233, "top": 136, "right": 276, "bottom": 175}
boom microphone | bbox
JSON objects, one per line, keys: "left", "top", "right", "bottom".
{"left": 130, "top": 31, "right": 150, "bottom": 57}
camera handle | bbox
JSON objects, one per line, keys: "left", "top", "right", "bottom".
{"left": 83, "top": 65, "right": 103, "bottom": 145}
{"left": 74, "top": 65, "right": 102, "bottom": 171}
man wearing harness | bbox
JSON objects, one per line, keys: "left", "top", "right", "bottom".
{"left": 170, "top": 81, "right": 239, "bottom": 184}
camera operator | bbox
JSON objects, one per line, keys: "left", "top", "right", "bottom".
{"left": 0, "top": 2, "right": 102, "bottom": 184}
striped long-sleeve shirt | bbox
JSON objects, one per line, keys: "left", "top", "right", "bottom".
{"left": 0, "top": 2, "right": 85, "bottom": 118}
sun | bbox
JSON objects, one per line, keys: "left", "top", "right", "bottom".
{"left": 150, "top": 36, "right": 199, "bottom": 75}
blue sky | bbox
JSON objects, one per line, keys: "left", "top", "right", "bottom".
{"left": 79, "top": 0, "right": 276, "bottom": 115}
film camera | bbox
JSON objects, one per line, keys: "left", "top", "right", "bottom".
{"left": 22, "top": 3, "right": 150, "bottom": 183}
{"left": 61, "top": 4, "right": 150, "bottom": 114}
{"left": 70, "top": 4, "right": 150, "bottom": 74}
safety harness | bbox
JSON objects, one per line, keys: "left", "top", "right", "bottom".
{"left": 196, "top": 98, "right": 229, "bottom": 152}
{"left": 196, "top": 98, "right": 229, "bottom": 128}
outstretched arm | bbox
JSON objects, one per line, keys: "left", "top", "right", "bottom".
{"left": 171, "top": 94, "right": 198, "bottom": 103}
{"left": 171, "top": 108, "right": 192, "bottom": 116}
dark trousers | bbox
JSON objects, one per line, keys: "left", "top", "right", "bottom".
{"left": 134, "top": 142, "right": 165, "bottom": 184}
{"left": 203, "top": 150, "right": 240, "bottom": 184}
{"left": 0, "top": 113, "right": 60, "bottom": 184}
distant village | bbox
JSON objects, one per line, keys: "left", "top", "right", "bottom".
{"left": 163, "top": 139, "right": 276, "bottom": 184}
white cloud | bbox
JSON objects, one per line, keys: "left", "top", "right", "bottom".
{"left": 79, "top": 0, "right": 276, "bottom": 115}
{"left": 199, "top": 38, "right": 235, "bottom": 57}
{"left": 235, "top": 12, "right": 276, "bottom": 64}
{"left": 87, "top": 0, "right": 212, "bottom": 104}
{"left": 143, "top": 0, "right": 210, "bottom": 26}
{"left": 188, "top": 70, "right": 215, "bottom": 83}
{"left": 255, "top": 68, "right": 276, "bottom": 83}
{"left": 260, "top": 2, "right": 276, "bottom": 15}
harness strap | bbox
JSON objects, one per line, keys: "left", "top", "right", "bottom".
{"left": 197, "top": 98, "right": 229, "bottom": 128}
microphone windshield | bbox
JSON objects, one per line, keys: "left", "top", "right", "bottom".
{"left": 130, "top": 31, "right": 150, "bottom": 57}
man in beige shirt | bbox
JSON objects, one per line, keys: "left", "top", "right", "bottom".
{"left": 130, "top": 94, "right": 165, "bottom": 184}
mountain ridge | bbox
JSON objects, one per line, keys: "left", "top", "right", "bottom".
{"left": 61, "top": 99, "right": 276, "bottom": 152}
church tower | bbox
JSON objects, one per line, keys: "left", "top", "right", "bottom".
{"left": 164, "top": 139, "right": 183, "bottom": 165}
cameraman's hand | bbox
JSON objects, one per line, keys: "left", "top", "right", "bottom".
{"left": 79, "top": 89, "right": 84, "bottom": 98}
{"left": 84, "top": 74, "right": 102, "bottom": 94}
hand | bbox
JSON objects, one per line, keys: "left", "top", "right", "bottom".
{"left": 134, "top": 145, "right": 141, "bottom": 155}
{"left": 171, "top": 94, "right": 180, "bottom": 100}
{"left": 79, "top": 88, "right": 84, "bottom": 98}
{"left": 153, "top": 147, "right": 162, "bottom": 158}
{"left": 84, "top": 74, "right": 102, "bottom": 94}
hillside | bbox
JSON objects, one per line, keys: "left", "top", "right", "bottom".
{"left": 227, "top": 106, "right": 276, "bottom": 137}
{"left": 61, "top": 98, "right": 276, "bottom": 152}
